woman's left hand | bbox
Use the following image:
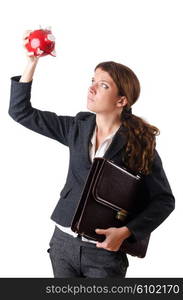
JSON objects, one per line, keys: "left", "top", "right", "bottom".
{"left": 95, "top": 226, "right": 132, "bottom": 252}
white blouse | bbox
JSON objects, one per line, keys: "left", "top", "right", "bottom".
{"left": 55, "top": 124, "right": 120, "bottom": 243}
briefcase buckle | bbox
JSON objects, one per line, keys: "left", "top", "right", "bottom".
{"left": 116, "top": 208, "right": 128, "bottom": 221}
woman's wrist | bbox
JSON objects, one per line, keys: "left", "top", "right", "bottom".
{"left": 118, "top": 226, "right": 132, "bottom": 239}
{"left": 19, "top": 60, "right": 38, "bottom": 82}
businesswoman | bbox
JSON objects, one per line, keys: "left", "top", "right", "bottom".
{"left": 8, "top": 30, "right": 175, "bottom": 278}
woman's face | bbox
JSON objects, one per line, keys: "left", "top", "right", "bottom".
{"left": 87, "top": 68, "right": 123, "bottom": 114}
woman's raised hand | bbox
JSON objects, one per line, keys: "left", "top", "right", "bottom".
{"left": 22, "top": 30, "right": 40, "bottom": 63}
{"left": 19, "top": 30, "right": 40, "bottom": 82}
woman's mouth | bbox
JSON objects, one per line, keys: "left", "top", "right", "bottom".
{"left": 87, "top": 96, "right": 95, "bottom": 102}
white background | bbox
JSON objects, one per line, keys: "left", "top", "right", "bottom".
{"left": 0, "top": 0, "right": 182, "bottom": 277}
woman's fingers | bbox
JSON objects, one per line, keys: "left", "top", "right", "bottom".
{"left": 22, "top": 31, "right": 35, "bottom": 57}
{"left": 27, "top": 51, "right": 35, "bottom": 56}
{"left": 22, "top": 31, "right": 31, "bottom": 50}
{"left": 22, "top": 30, "right": 41, "bottom": 62}
{"left": 22, "top": 30, "right": 32, "bottom": 40}
{"left": 23, "top": 38, "right": 29, "bottom": 46}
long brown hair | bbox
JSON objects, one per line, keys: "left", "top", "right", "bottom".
{"left": 95, "top": 61, "right": 160, "bottom": 175}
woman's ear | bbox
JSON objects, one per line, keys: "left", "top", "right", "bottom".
{"left": 116, "top": 96, "right": 128, "bottom": 108}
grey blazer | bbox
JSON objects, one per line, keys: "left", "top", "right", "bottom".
{"left": 8, "top": 76, "right": 175, "bottom": 241}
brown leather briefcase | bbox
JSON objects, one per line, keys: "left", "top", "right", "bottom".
{"left": 71, "top": 157, "right": 150, "bottom": 258}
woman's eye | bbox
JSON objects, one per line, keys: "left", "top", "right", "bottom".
{"left": 100, "top": 83, "right": 108, "bottom": 89}
{"left": 91, "top": 80, "right": 108, "bottom": 89}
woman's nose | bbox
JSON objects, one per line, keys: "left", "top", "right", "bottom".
{"left": 89, "top": 83, "right": 97, "bottom": 94}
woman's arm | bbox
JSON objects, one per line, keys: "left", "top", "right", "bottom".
{"left": 126, "top": 150, "right": 175, "bottom": 241}
{"left": 19, "top": 60, "right": 39, "bottom": 83}
{"left": 8, "top": 30, "right": 75, "bottom": 146}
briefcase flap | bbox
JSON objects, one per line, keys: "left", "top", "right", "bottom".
{"left": 92, "top": 160, "right": 141, "bottom": 219}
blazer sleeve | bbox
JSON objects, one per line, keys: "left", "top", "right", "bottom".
{"left": 8, "top": 76, "right": 75, "bottom": 146}
{"left": 126, "top": 149, "right": 175, "bottom": 241}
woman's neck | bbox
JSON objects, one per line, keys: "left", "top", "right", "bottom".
{"left": 96, "top": 113, "right": 122, "bottom": 136}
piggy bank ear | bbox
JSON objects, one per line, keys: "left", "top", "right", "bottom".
{"left": 45, "top": 26, "right": 52, "bottom": 31}
{"left": 47, "top": 34, "right": 55, "bottom": 42}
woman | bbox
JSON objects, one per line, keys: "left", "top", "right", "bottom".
{"left": 8, "top": 31, "right": 175, "bottom": 278}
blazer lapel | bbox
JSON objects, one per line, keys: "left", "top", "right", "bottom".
{"left": 81, "top": 113, "right": 128, "bottom": 167}
{"left": 103, "top": 126, "right": 128, "bottom": 160}
{"left": 80, "top": 113, "right": 96, "bottom": 168}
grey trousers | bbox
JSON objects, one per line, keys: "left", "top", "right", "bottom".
{"left": 47, "top": 226, "right": 129, "bottom": 278}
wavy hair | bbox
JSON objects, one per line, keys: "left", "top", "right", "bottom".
{"left": 95, "top": 61, "right": 160, "bottom": 175}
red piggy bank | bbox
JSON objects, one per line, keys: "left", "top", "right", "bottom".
{"left": 25, "top": 29, "right": 56, "bottom": 57}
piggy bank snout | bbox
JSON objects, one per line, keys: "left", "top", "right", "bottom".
{"left": 30, "top": 38, "right": 40, "bottom": 49}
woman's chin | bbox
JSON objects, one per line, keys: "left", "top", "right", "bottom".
{"left": 87, "top": 103, "right": 96, "bottom": 112}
